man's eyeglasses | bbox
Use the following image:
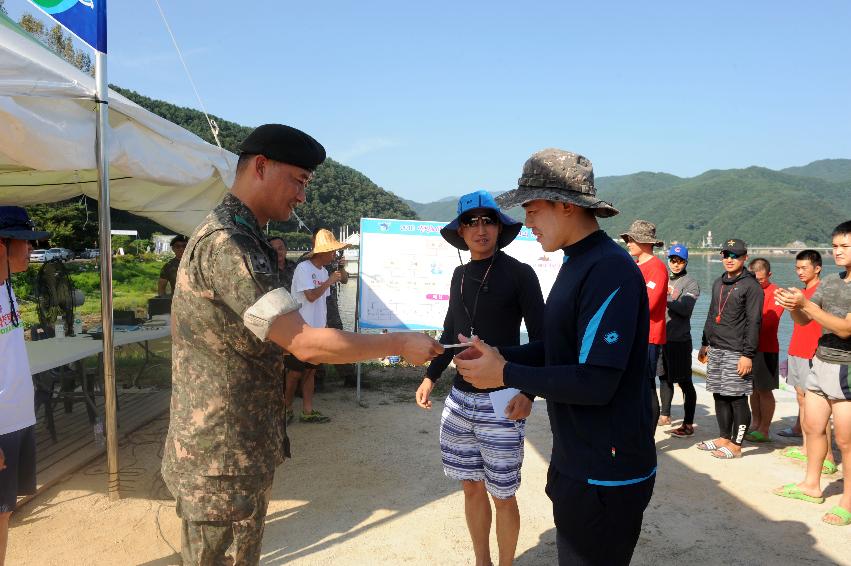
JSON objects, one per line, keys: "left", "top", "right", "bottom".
{"left": 721, "top": 251, "right": 742, "bottom": 259}
{"left": 460, "top": 215, "right": 497, "bottom": 228}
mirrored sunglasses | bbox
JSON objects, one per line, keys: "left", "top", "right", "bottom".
{"left": 721, "top": 251, "right": 741, "bottom": 259}
{"left": 460, "top": 215, "right": 497, "bottom": 228}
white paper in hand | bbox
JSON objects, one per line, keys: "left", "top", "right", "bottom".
{"left": 489, "top": 387, "right": 520, "bottom": 419}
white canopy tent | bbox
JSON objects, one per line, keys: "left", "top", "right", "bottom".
{"left": 0, "top": 13, "right": 236, "bottom": 234}
{"left": 0, "top": 12, "right": 238, "bottom": 499}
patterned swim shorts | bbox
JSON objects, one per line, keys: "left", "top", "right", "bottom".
{"left": 439, "top": 387, "right": 526, "bottom": 499}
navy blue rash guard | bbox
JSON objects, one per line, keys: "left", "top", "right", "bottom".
{"left": 501, "top": 230, "right": 657, "bottom": 485}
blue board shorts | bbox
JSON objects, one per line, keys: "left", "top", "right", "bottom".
{"left": 439, "top": 387, "right": 526, "bottom": 499}
{"left": 0, "top": 425, "right": 37, "bottom": 513}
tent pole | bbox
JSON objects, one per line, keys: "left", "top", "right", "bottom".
{"left": 95, "top": 49, "right": 120, "bottom": 501}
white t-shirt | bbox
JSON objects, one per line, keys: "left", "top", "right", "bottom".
{"left": 0, "top": 282, "right": 37, "bottom": 435}
{"left": 291, "top": 260, "right": 330, "bottom": 328}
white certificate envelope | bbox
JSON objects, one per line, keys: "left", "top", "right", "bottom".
{"left": 489, "top": 387, "right": 520, "bottom": 418}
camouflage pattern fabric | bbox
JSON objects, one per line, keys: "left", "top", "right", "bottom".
{"left": 619, "top": 219, "right": 664, "bottom": 247}
{"left": 280, "top": 260, "right": 296, "bottom": 292}
{"left": 496, "top": 148, "right": 619, "bottom": 217}
{"left": 162, "top": 193, "right": 291, "bottom": 523}
{"left": 159, "top": 257, "right": 180, "bottom": 293}
{"left": 176, "top": 475, "right": 272, "bottom": 566}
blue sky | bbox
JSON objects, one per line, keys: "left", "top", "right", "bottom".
{"left": 7, "top": 1, "right": 851, "bottom": 201}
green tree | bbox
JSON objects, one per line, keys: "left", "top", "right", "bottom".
{"left": 17, "top": 13, "right": 92, "bottom": 74}
{"left": 26, "top": 198, "right": 99, "bottom": 250}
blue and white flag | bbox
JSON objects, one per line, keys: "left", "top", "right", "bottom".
{"left": 28, "top": 0, "right": 107, "bottom": 53}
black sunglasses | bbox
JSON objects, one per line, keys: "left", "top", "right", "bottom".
{"left": 460, "top": 215, "right": 497, "bottom": 228}
{"left": 721, "top": 251, "right": 742, "bottom": 259}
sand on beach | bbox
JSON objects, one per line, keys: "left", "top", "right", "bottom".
{"left": 6, "top": 367, "right": 850, "bottom": 566}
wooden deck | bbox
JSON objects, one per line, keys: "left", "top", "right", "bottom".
{"left": 18, "top": 386, "right": 171, "bottom": 507}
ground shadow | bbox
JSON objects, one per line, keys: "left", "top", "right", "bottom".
{"left": 521, "top": 397, "right": 840, "bottom": 566}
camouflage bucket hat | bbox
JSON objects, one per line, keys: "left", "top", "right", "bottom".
{"left": 495, "top": 149, "right": 619, "bottom": 218}
{"left": 620, "top": 219, "right": 664, "bottom": 247}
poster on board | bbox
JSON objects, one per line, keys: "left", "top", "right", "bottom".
{"left": 357, "top": 218, "right": 564, "bottom": 330}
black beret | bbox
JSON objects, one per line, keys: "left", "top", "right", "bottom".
{"left": 239, "top": 124, "right": 326, "bottom": 171}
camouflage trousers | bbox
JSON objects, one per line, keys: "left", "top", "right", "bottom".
{"left": 164, "top": 471, "right": 273, "bottom": 566}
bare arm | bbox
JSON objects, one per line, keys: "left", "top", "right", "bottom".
{"left": 302, "top": 272, "right": 341, "bottom": 302}
{"left": 268, "top": 310, "right": 443, "bottom": 364}
{"left": 789, "top": 308, "right": 812, "bottom": 326}
{"left": 157, "top": 278, "right": 167, "bottom": 296}
{"left": 777, "top": 287, "right": 851, "bottom": 338}
{"left": 802, "top": 300, "right": 851, "bottom": 338}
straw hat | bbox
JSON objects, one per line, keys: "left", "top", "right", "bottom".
{"left": 311, "top": 229, "right": 349, "bottom": 255}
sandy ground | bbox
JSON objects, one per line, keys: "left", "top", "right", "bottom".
{"left": 7, "top": 368, "right": 851, "bottom": 566}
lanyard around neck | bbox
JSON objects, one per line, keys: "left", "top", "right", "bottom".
{"left": 459, "top": 252, "right": 497, "bottom": 336}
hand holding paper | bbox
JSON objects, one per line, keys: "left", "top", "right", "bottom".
{"left": 454, "top": 335, "right": 506, "bottom": 389}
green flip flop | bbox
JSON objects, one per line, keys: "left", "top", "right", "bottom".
{"left": 773, "top": 483, "right": 825, "bottom": 504}
{"left": 822, "top": 506, "right": 851, "bottom": 526}
{"left": 781, "top": 446, "right": 807, "bottom": 461}
{"left": 822, "top": 460, "right": 838, "bottom": 475}
{"left": 745, "top": 430, "right": 771, "bottom": 443}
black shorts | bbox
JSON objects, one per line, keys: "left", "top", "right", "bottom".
{"left": 662, "top": 341, "right": 693, "bottom": 385}
{"left": 752, "top": 352, "right": 779, "bottom": 391}
{"left": 0, "top": 425, "right": 37, "bottom": 513}
{"left": 285, "top": 355, "right": 319, "bottom": 372}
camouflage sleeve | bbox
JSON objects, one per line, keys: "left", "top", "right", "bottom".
{"left": 209, "top": 234, "right": 279, "bottom": 319}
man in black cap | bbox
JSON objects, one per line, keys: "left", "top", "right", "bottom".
{"left": 0, "top": 206, "right": 49, "bottom": 565}
{"left": 697, "top": 238, "right": 763, "bottom": 460}
{"left": 161, "top": 124, "right": 443, "bottom": 565}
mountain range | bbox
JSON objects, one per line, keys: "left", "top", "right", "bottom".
{"left": 405, "top": 159, "right": 851, "bottom": 246}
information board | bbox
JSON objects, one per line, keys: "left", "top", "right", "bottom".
{"left": 357, "top": 218, "right": 564, "bottom": 330}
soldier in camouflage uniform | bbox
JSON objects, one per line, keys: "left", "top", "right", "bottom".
{"left": 157, "top": 235, "right": 188, "bottom": 296}
{"left": 162, "top": 124, "right": 443, "bottom": 565}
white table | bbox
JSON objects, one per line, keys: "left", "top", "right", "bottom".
{"left": 26, "top": 325, "right": 171, "bottom": 374}
{"left": 26, "top": 323, "right": 172, "bottom": 432}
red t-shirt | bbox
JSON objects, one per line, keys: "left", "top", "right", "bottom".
{"left": 788, "top": 283, "right": 822, "bottom": 359}
{"left": 757, "top": 282, "right": 785, "bottom": 353}
{"left": 639, "top": 256, "right": 667, "bottom": 345}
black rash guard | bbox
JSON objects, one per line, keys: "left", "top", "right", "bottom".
{"left": 500, "top": 230, "right": 657, "bottom": 485}
{"left": 427, "top": 250, "right": 544, "bottom": 395}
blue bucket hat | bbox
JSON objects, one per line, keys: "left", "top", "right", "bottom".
{"left": 0, "top": 206, "right": 49, "bottom": 240}
{"left": 667, "top": 244, "right": 688, "bottom": 261}
{"left": 440, "top": 190, "right": 522, "bottom": 251}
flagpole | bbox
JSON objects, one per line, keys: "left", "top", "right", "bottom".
{"left": 93, "top": 12, "right": 120, "bottom": 500}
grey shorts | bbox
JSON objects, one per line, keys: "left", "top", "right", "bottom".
{"left": 806, "top": 357, "right": 851, "bottom": 402}
{"left": 706, "top": 348, "right": 752, "bottom": 396}
{"left": 786, "top": 356, "right": 813, "bottom": 390}
{"left": 752, "top": 352, "right": 779, "bottom": 391}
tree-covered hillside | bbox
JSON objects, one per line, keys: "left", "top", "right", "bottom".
{"left": 780, "top": 159, "right": 851, "bottom": 183}
{"left": 409, "top": 161, "right": 851, "bottom": 246}
{"left": 115, "top": 87, "right": 418, "bottom": 234}
{"left": 598, "top": 166, "right": 851, "bottom": 246}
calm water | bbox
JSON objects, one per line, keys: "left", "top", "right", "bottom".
{"left": 339, "top": 254, "right": 839, "bottom": 359}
